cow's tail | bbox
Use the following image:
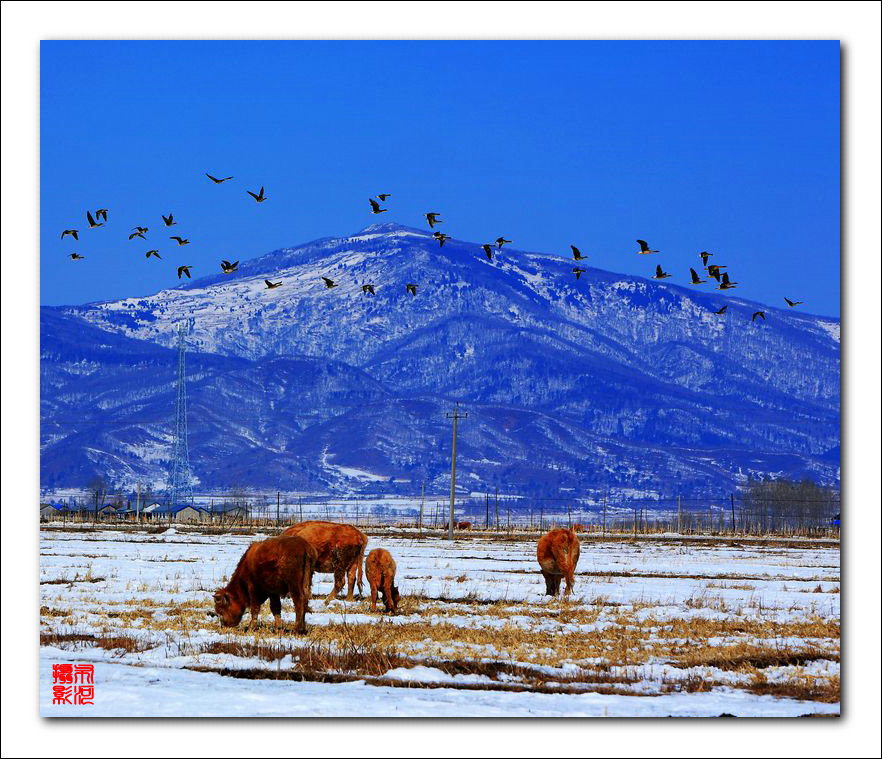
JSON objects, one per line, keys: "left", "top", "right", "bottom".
{"left": 356, "top": 538, "right": 367, "bottom": 598}
{"left": 303, "top": 547, "right": 314, "bottom": 603}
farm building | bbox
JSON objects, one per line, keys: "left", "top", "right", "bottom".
{"left": 143, "top": 504, "right": 209, "bottom": 523}
{"left": 39, "top": 502, "right": 68, "bottom": 520}
{"left": 205, "top": 504, "right": 249, "bottom": 523}
{"left": 96, "top": 504, "right": 121, "bottom": 520}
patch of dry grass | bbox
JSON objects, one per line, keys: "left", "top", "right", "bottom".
{"left": 40, "top": 629, "right": 153, "bottom": 654}
{"left": 747, "top": 673, "right": 840, "bottom": 703}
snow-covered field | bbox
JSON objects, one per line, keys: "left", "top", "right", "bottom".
{"left": 40, "top": 528, "right": 840, "bottom": 717}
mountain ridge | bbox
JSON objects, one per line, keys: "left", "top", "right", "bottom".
{"left": 42, "top": 222, "right": 840, "bottom": 496}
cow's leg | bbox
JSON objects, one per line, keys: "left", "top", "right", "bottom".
{"left": 269, "top": 595, "right": 282, "bottom": 631}
{"left": 563, "top": 569, "right": 574, "bottom": 597}
{"left": 326, "top": 569, "right": 345, "bottom": 603}
{"left": 553, "top": 575, "right": 562, "bottom": 596}
{"left": 247, "top": 601, "right": 262, "bottom": 631}
{"left": 542, "top": 570, "right": 556, "bottom": 596}
{"left": 370, "top": 579, "right": 379, "bottom": 612}
{"left": 383, "top": 575, "right": 395, "bottom": 612}
{"left": 345, "top": 561, "right": 357, "bottom": 601}
{"left": 292, "top": 588, "right": 307, "bottom": 635}
{"left": 245, "top": 586, "right": 264, "bottom": 631}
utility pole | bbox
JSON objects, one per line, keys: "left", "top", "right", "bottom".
{"left": 277, "top": 492, "right": 280, "bottom": 526}
{"left": 495, "top": 487, "right": 499, "bottom": 532}
{"left": 677, "top": 494, "right": 682, "bottom": 534}
{"left": 419, "top": 482, "right": 424, "bottom": 534}
{"left": 445, "top": 402, "right": 467, "bottom": 540}
{"left": 486, "top": 493, "right": 490, "bottom": 529}
{"left": 602, "top": 493, "right": 607, "bottom": 537}
{"left": 730, "top": 493, "right": 736, "bottom": 534}
{"left": 136, "top": 482, "right": 141, "bottom": 523}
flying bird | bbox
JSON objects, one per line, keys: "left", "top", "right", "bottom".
{"left": 636, "top": 239, "right": 659, "bottom": 255}
{"left": 377, "top": 194, "right": 391, "bottom": 201}
{"left": 362, "top": 284, "right": 376, "bottom": 295}
{"left": 177, "top": 266, "right": 193, "bottom": 279}
{"left": 706, "top": 264, "right": 727, "bottom": 281}
{"left": 784, "top": 297, "right": 803, "bottom": 307}
{"left": 406, "top": 283, "right": 418, "bottom": 296}
{"left": 717, "top": 272, "right": 737, "bottom": 290}
{"left": 433, "top": 232, "right": 451, "bottom": 247}
{"left": 369, "top": 198, "right": 387, "bottom": 214}
{"left": 221, "top": 259, "right": 239, "bottom": 273}
{"left": 247, "top": 186, "right": 267, "bottom": 203}
{"left": 145, "top": 250, "right": 161, "bottom": 259}
{"left": 68, "top": 253, "right": 85, "bottom": 260}
{"left": 652, "top": 265, "right": 671, "bottom": 279}
{"left": 162, "top": 213, "right": 177, "bottom": 227}
{"left": 170, "top": 236, "right": 190, "bottom": 245}
{"left": 425, "top": 213, "right": 442, "bottom": 228}
{"left": 264, "top": 279, "right": 282, "bottom": 289}
{"left": 95, "top": 209, "right": 108, "bottom": 222}
{"left": 714, "top": 305, "right": 728, "bottom": 315}
{"left": 481, "top": 244, "right": 494, "bottom": 261}
{"left": 699, "top": 251, "right": 713, "bottom": 267}
{"left": 572, "top": 267, "right": 586, "bottom": 280}
{"left": 752, "top": 311, "right": 766, "bottom": 322}
{"left": 322, "top": 277, "right": 338, "bottom": 289}
{"left": 86, "top": 210, "right": 103, "bottom": 229}
{"left": 61, "top": 229, "right": 79, "bottom": 241}
{"left": 128, "top": 231, "right": 147, "bottom": 241}
{"left": 570, "top": 245, "right": 585, "bottom": 261}
{"left": 206, "top": 173, "right": 233, "bottom": 183}
{"left": 495, "top": 237, "right": 511, "bottom": 249}
{"left": 689, "top": 268, "right": 706, "bottom": 285}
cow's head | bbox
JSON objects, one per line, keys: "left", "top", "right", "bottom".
{"left": 390, "top": 585, "right": 401, "bottom": 612}
{"left": 212, "top": 588, "right": 244, "bottom": 627}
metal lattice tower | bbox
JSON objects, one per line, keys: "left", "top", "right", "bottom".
{"left": 166, "top": 323, "right": 193, "bottom": 506}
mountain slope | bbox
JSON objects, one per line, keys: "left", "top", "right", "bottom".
{"left": 42, "top": 222, "right": 840, "bottom": 495}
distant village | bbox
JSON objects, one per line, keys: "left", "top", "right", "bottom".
{"left": 39, "top": 499, "right": 249, "bottom": 524}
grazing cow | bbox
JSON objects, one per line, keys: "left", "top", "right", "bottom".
{"left": 365, "top": 548, "right": 400, "bottom": 613}
{"left": 282, "top": 521, "right": 368, "bottom": 603}
{"left": 443, "top": 521, "right": 473, "bottom": 531}
{"left": 212, "top": 535, "right": 316, "bottom": 633}
{"left": 572, "top": 523, "right": 586, "bottom": 533}
{"left": 536, "top": 527, "right": 581, "bottom": 597}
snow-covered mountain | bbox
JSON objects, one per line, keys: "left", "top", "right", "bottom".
{"left": 42, "top": 222, "right": 840, "bottom": 496}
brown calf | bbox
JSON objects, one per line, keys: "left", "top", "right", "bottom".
{"left": 213, "top": 535, "right": 316, "bottom": 633}
{"left": 365, "top": 548, "right": 400, "bottom": 613}
{"left": 282, "top": 521, "right": 368, "bottom": 603}
{"left": 536, "top": 527, "right": 581, "bottom": 597}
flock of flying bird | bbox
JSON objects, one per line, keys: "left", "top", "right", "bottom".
{"left": 60, "top": 177, "right": 804, "bottom": 321}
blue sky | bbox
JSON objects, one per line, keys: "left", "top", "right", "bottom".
{"left": 40, "top": 40, "right": 840, "bottom": 315}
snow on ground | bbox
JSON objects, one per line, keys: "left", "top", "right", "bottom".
{"left": 40, "top": 528, "right": 839, "bottom": 717}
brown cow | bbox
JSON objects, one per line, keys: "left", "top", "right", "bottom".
{"left": 282, "top": 521, "right": 367, "bottom": 603}
{"left": 443, "top": 521, "right": 473, "bottom": 531}
{"left": 213, "top": 535, "right": 316, "bottom": 633}
{"left": 572, "top": 523, "right": 586, "bottom": 533}
{"left": 365, "top": 548, "right": 400, "bottom": 613}
{"left": 536, "top": 527, "right": 581, "bottom": 597}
